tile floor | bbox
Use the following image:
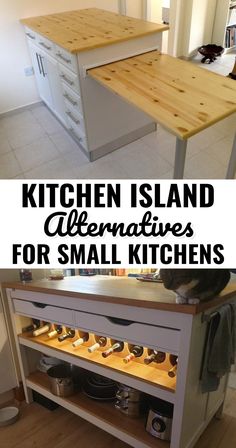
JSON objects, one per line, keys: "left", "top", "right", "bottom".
{"left": 0, "top": 52, "right": 236, "bottom": 179}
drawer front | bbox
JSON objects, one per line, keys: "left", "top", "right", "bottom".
{"left": 55, "top": 44, "right": 78, "bottom": 73}
{"left": 25, "top": 27, "right": 37, "bottom": 42}
{"left": 62, "top": 83, "right": 83, "bottom": 115}
{"left": 67, "top": 116, "right": 88, "bottom": 150}
{"left": 65, "top": 103, "right": 85, "bottom": 135}
{"left": 75, "top": 311, "right": 180, "bottom": 353}
{"left": 37, "top": 35, "right": 55, "bottom": 55}
{"left": 59, "top": 64, "right": 80, "bottom": 94}
{"left": 13, "top": 299, "right": 74, "bottom": 327}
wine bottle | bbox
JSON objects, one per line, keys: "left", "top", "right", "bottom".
{"left": 168, "top": 355, "right": 178, "bottom": 378}
{"left": 102, "top": 341, "right": 124, "bottom": 358}
{"left": 72, "top": 332, "right": 89, "bottom": 348}
{"left": 144, "top": 350, "right": 166, "bottom": 365}
{"left": 33, "top": 323, "right": 50, "bottom": 337}
{"left": 88, "top": 336, "right": 107, "bottom": 353}
{"left": 58, "top": 328, "right": 75, "bottom": 342}
{"left": 22, "top": 319, "right": 40, "bottom": 333}
{"left": 47, "top": 325, "right": 63, "bottom": 339}
{"left": 123, "top": 345, "right": 143, "bottom": 364}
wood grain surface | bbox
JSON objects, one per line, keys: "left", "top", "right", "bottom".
{"left": 89, "top": 51, "right": 236, "bottom": 139}
{"left": 3, "top": 276, "right": 236, "bottom": 315}
{"left": 21, "top": 8, "right": 168, "bottom": 54}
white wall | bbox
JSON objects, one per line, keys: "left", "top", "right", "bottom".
{"left": 188, "top": 0, "right": 218, "bottom": 56}
{"left": 0, "top": 0, "right": 119, "bottom": 114}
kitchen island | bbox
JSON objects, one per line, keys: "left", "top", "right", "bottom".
{"left": 5, "top": 276, "right": 236, "bottom": 448}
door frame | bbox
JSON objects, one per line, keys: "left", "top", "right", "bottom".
{"left": 143, "top": 0, "right": 183, "bottom": 56}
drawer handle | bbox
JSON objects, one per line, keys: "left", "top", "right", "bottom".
{"left": 66, "top": 110, "right": 80, "bottom": 125}
{"left": 56, "top": 52, "right": 71, "bottom": 64}
{"left": 106, "top": 316, "right": 134, "bottom": 326}
{"left": 39, "top": 41, "right": 52, "bottom": 51}
{"left": 32, "top": 302, "right": 47, "bottom": 309}
{"left": 60, "top": 74, "right": 74, "bottom": 86}
{"left": 63, "top": 93, "right": 77, "bottom": 106}
{"left": 26, "top": 32, "right": 35, "bottom": 40}
{"left": 69, "top": 128, "right": 83, "bottom": 142}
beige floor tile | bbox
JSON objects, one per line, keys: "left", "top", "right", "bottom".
{"left": 6, "top": 122, "right": 46, "bottom": 149}
{"left": 32, "top": 105, "right": 63, "bottom": 135}
{"left": 50, "top": 131, "right": 85, "bottom": 155}
{"left": 204, "top": 136, "right": 234, "bottom": 167}
{"left": 0, "top": 130, "right": 11, "bottom": 155}
{"left": 0, "top": 110, "right": 38, "bottom": 131}
{"left": 185, "top": 151, "right": 227, "bottom": 179}
{"left": 14, "top": 136, "right": 60, "bottom": 172}
{"left": 24, "top": 157, "right": 75, "bottom": 179}
{"left": 0, "top": 152, "right": 22, "bottom": 178}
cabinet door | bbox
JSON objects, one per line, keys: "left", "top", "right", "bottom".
{"left": 46, "top": 54, "right": 67, "bottom": 126}
{"left": 28, "top": 42, "right": 53, "bottom": 109}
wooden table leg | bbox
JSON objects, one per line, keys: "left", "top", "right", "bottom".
{"left": 226, "top": 132, "right": 236, "bottom": 179}
{"left": 173, "top": 138, "right": 188, "bottom": 179}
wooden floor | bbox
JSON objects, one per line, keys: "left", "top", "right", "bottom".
{"left": 1, "top": 388, "right": 236, "bottom": 448}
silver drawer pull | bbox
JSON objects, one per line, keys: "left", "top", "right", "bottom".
{"left": 56, "top": 52, "right": 71, "bottom": 64}
{"left": 66, "top": 111, "right": 80, "bottom": 125}
{"left": 26, "top": 32, "right": 35, "bottom": 40}
{"left": 63, "top": 93, "right": 77, "bottom": 106}
{"left": 60, "top": 74, "right": 74, "bottom": 86}
{"left": 70, "top": 128, "right": 83, "bottom": 142}
{"left": 39, "top": 41, "right": 51, "bottom": 50}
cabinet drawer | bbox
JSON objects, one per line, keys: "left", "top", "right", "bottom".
{"left": 65, "top": 103, "right": 85, "bottom": 134}
{"left": 25, "top": 27, "right": 37, "bottom": 42}
{"left": 55, "top": 44, "right": 78, "bottom": 73}
{"left": 62, "top": 83, "right": 83, "bottom": 115}
{"left": 75, "top": 311, "right": 180, "bottom": 353}
{"left": 59, "top": 64, "right": 80, "bottom": 94}
{"left": 37, "top": 35, "right": 54, "bottom": 55}
{"left": 68, "top": 117, "right": 88, "bottom": 150}
{"left": 13, "top": 299, "right": 74, "bottom": 327}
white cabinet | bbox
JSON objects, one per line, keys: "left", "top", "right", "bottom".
{"left": 6, "top": 277, "right": 236, "bottom": 448}
{"left": 28, "top": 42, "right": 52, "bottom": 109}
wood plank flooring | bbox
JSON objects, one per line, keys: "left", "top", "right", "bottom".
{"left": 1, "top": 388, "right": 236, "bottom": 448}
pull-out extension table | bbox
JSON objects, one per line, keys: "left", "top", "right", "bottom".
{"left": 89, "top": 51, "right": 236, "bottom": 178}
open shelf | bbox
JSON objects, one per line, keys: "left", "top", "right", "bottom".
{"left": 19, "top": 333, "right": 176, "bottom": 402}
{"left": 26, "top": 371, "right": 168, "bottom": 448}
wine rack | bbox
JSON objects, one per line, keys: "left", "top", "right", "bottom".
{"left": 19, "top": 325, "right": 177, "bottom": 394}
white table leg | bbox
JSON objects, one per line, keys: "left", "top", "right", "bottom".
{"left": 173, "top": 138, "right": 188, "bottom": 179}
{"left": 226, "top": 132, "right": 236, "bottom": 179}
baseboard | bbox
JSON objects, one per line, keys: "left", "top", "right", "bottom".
{"left": 89, "top": 122, "right": 157, "bottom": 162}
{"left": 0, "top": 101, "right": 43, "bottom": 118}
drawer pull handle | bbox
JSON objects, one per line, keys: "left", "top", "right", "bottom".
{"left": 60, "top": 74, "right": 74, "bottom": 86}
{"left": 32, "top": 302, "right": 47, "bottom": 309}
{"left": 106, "top": 316, "right": 134, "bottom": 326}
{"left": 69, "top": 128, "right": 83, "bottom": 142}
{"left": 66, "top": 111, "right": 80, "bottom": 125}
{"left": 56, "top": 52, "right": 71, "bottom": 64}
{"left": 39, "top": 41, "right": 52, "bottom": 51}
{"left": 63, "top": 93, "right": 77, "bottom": 106}
{"left": 26, "top": 32, "right": 35, "bottom": 40}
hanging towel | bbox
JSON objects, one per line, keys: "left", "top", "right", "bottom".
{"left": 201, "top": 303, "right": 236, "bottom": 393}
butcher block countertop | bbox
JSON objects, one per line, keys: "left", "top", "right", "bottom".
{"left": 20, "top": 8, "right": 168, "bottom": 54}
{"left": 3, "top": 276, "right": 236, "bottom": 315}
{"left": 89, "top": 50, "right": 236, "bottom": 139}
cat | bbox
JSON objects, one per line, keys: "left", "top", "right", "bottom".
{"left": 160, "top": 269, "right": 231, "bottom": 304}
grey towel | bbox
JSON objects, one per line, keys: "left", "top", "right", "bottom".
{"left": 201, "top": 303, "right": 236, "bottom": 393}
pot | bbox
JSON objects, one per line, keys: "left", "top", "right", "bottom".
{"left": 47, "top": 365, "right": 74, "bottom": 397}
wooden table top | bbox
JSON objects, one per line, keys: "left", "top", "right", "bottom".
{"left": 21, "top": 8, "right": 168, "bottom": 54}
{"left": 89, "top": 51, "right": 236, "bottom": 139}
{"left": 3, "top": 276, "right": 236, "bottom": 315}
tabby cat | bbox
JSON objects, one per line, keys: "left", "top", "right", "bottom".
{"left": 160, "top": 269, "right": 230, "bottom": 304}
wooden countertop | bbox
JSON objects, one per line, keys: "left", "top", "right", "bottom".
{"left": 89, "top": 51, "right": 236, "bottom": 139}
{"left": 20, "top": 8, "right": 168, "bottom": 54}
{"left": 3, "top": 276, "right": 236, "bottom": 315}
